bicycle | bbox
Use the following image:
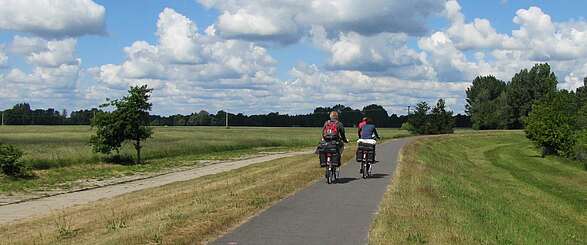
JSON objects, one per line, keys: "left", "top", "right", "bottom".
{"left": 324, "top": 152, "right": 339, "bottom": 184}
{"left": 360, "top": 151, "right": 372, "bottom": 179}
{"left": 357, "top": 139, "right": 378, "bottom": 179}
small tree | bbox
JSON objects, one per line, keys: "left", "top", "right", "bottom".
{"left": 429, "top": 99, "right": 455, "bottom": 134}
{"left": 408, "top": 102, "right": 431, "bottom": 135}
{"left": 90, "top": 85, "right": 154, "bottom": 164}
{"left": 408, "top": 100, "right": 455, "bottom": 135}
{"left": 0, "top": 143, "right": 29, "bottom": 177}
{"left": 525, "top": 91, "right": 577, "bottom": 157}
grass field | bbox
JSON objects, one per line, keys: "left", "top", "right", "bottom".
{"left": 0, "top": 145, "right": 360, "bottom": 244}
{"left": 0, "top": 126, "right": 409, "bottom": 193}
{"left": 369, "top": 131, "right": 586, "bottom": 244}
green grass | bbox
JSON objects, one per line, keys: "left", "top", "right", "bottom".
{"left": 370, "top": 131, "right": 586, "bottom": 244}
{"left": 0, "top": 126, "right": 409, "bottom": 193}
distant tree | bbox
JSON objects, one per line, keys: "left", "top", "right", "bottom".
{"left": 429, "top": 99, "right": 455, "bottom": 134}
{"left": 407, "top": 100, "right": 455, "bottom": 135}
{"left": 506, "top": 63, "right": 558, "bottom": 129}
{"left": 90, "top": 85, "right": 154, "bottom": 164}
{"left": 525, "top": 90, "right": 578, "bottom": 157}
{"left": 363, "top": 104, "right": 390, "bottom": 127}
{"left": 187, "top": 113, "right": 199, "bottom": 126}
{"left": 4, "top": 103, "right": 32, "bottom": 125}
{"left": 69, "top": 108, "right": 100, "bottom": 125}
{"left": 453, "top": 114, "right": 472, "bottom": 128}
{"left": 197, "top": 110, "right": 211, "bottom": 126}
{"left": 408, "top": 102, "right": 431, "bottom": 135}
{"left": 466, "top": 75, "right": 507, "bottom": 129}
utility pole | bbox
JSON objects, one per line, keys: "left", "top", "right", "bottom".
{"left": 225, "top": 111, "right": 229, "bottom": 129}
{"left": 1, "top": 111, "right": 4, "bottom": 126}
{"left": 407, "top": 105, "right": 411, "bottom": 115}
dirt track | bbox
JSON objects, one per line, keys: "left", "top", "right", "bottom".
{"left": 0, "top": 150, "right": 312, "bottom": 225}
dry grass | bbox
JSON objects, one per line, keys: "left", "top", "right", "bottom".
{"left": 0, "top": 146, "right": 357, "bottom": 245}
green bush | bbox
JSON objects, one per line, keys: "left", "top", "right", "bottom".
{"left": 573, "top": 130, "right": 587, "bottom": 170}
{"left": 524, "top": 91, "right": 577, "bottom": 157}
{"left": 0, "top": 143, "right": 30, "bottom": 177}
{"left": 400, "top": 122, "right": 414, "bottom": 132}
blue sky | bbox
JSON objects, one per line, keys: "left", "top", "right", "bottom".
{"left": 1, "top": 0, "right": 586, "bottom": 115}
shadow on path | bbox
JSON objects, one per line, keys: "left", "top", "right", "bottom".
{"left": 368, "top": 173, "right": 389, "bottom": 179}
{"left": 335, "top": 177, "right": 358, "bottom": 184}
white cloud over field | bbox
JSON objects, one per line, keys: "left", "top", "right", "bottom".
{"left": 1, "top": 0, "right": 587, "bottom": 115}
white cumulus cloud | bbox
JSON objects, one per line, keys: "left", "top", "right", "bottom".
{"left": 199, "top": 0, "right": 445, "bottom": 44}
{"left": 0, "top": 45, "right": 7, "bottom": 66}
{"left": 89, "top": 8, "right": 281, "bottom": 114}
{"left": 0, "top": 0, "right": 106, "bottom": 38}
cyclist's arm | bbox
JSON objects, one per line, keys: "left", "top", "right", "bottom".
{"left": 321, "top": 121, "right": 327, "bottom": 140}
{"left": 339, "top": 123, "right": 349, "bottom": 143}
{"left": 373, "top": 128, "right": 380, "bottom": 139}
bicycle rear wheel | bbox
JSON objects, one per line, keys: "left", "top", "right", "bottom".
{"left": 362, "top": 162, "right": 368, "bottom": 179}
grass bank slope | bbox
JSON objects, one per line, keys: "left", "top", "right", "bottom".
{"left": 370, "top": 131, "right": 586, "bottom": 244}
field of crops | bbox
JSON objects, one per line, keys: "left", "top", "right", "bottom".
{"left": 0, "top": 126, "right": 321, "bottom": 169}
{"left": 0, "top": 126, "right": 409, "bottom": 193}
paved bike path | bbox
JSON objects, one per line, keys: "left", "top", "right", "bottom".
{"left": 213, "top": 138, "right": 412, "bottom": 245}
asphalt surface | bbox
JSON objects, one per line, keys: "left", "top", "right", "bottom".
{"left": 213, "top": 138, "right": 413, "bottom": 245}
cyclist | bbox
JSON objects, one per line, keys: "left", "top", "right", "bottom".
{"left": 322, "top": 111, "right": 349, "bottom": 153}
{"left": 360, "top": 117, "right": 380, "bottom": 140}
{"left": 358, "top": 117, "right": 379, "bottom": 175}
{"left": 357, "top": 117, "right": 368, "bottom": 138}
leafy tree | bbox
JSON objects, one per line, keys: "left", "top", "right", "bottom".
{"left": 429, "top": 99, "right": 455, "bottom": 134}
{"left": 454, "top": 114, "right": 472, "bottom": 128}
{"left": 506, "top": 63, "right": 558, "bottom": 129}
{"left": 525, "top": 90, "right": 577, "bottom": 157}
{"left": 408, "top": 102, "right": 431, "bottom": 135}
{"left": 466, "top": 75, "right": 507, "bottom": 129}
{"left": 363, "top": 104, "right": 390, "bottom": 127}
{"left": 575, "top": 77, "right": 587, "bottom": 108}
{"left": 0, "top": 143, "right": 29, "bottom": 177}
{"left": 90, "top": 85, "right": 154, "bottom": 164}
{"left": 407, "top": 100, "right": 455, "bottom": 135}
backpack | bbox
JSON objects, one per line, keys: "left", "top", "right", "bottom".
{"left": 323, "top": 121, "right": 339, "bottom": 141}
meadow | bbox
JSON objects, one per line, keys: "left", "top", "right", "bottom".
{"left": 369, "top": 131, "right": 586, "bottom": 244}
{"left": 0, "top": 126, "right": 409, "bottom": 193}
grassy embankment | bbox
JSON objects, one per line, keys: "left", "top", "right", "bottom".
{"left": 370, "top": 131, "right": 586, "bottom": 244}
{"left": 0, "top": 141, "right": 368, "bottom": 244}
{"left": 0, "top": 126, "right": 409, "bottom": 193}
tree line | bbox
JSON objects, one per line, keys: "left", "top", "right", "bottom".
{"left": 467, "top": 63, "right": 587, "bottom": 166}
{"left": 2, "top": 103, "right": 472, "bottom": 128}
{"left": 465, "top": 63, "right": 558, "bottom": 130}
{"left": 1, "top": 103, "right": 100, "bottom": 125}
